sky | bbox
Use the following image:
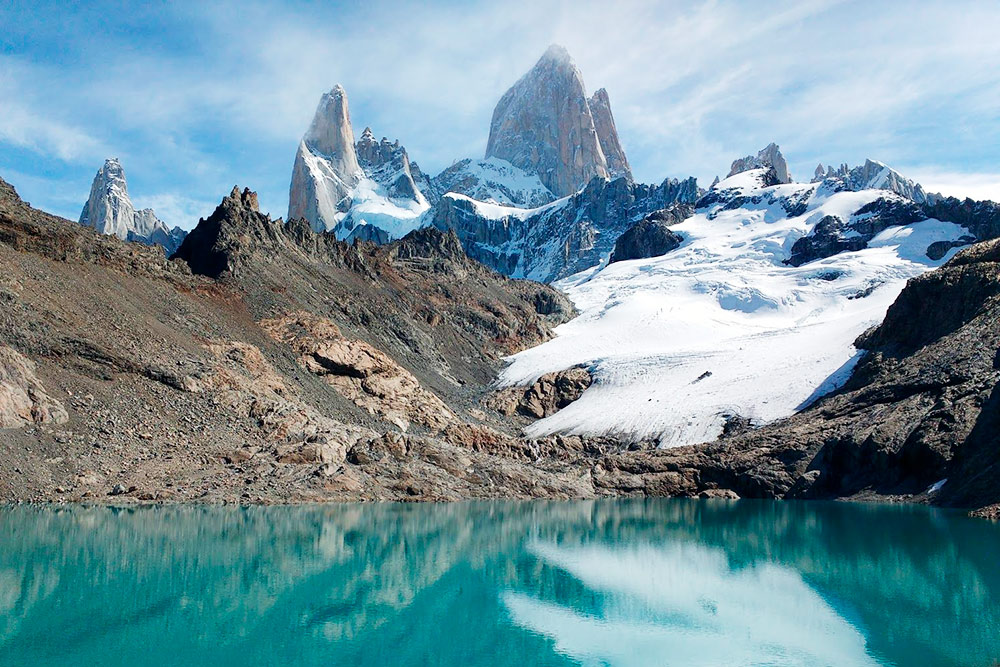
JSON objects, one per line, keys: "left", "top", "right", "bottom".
{"left": 1, "top": 0, "right": 998, "bottom": 229}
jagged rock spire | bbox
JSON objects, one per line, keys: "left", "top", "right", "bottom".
{"left": 588, "top": 88, "right": 632, "bottom": 181}
{"left": 302, "top": 85, "right": 361, "bottom": 178}
{"left": 79, "top": 158, "right": 183, "bottom": 253}
{"left": 289, "top": 85, "right": 362, "bottom": 231}
{"left": 80, "top": 158, "right": 138, "bottom": 239}
{"left": 728, "top": 143, "right": 792, "bottom": 184}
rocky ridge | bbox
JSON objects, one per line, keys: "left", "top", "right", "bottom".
{"left": 5, "top": 175, "right": 654, "bottom": 503}
{"left": 433, "top": 174, "right": 701, "bottom": 282}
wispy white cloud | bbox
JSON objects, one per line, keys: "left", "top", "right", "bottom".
{"left": 1, "top": 0, "right": 999, "bottom": 227}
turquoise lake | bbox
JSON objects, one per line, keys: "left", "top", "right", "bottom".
{"left": 0, "top": 499, "right": 998, "bottom": 666}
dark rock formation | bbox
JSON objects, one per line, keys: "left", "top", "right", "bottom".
{"left": 172, "top": 186, "right": 279, "bottom": 278}
{"left": 786, "top": 195, "right": 989, "bottom": 267}
{"left": 610, "top": 204, "right": 693, "bottom": 263}
{"left": 785, "top": 215, "right": 869, "bottom": 267}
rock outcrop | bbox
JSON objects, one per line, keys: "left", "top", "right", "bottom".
{"left": 262, "top": 311, "right": 458, "bottom": 432}
{"left": 486, "top": 367, "right": 592, "bottom": 419}
{"left": 0, "top": 346, "right": 67, "bottom": 428}
{"left": 433, "top": 175, "right": 701, "bottom": 282}
{"left": 79, "top": 158, "right": 186, "bottom": 254}
{"left": 485, "top": 45, "right": 617, "bottom": 198}
{"left": 609, "top": 204, "right": 693, "bottom": 264}
{"left": 173, "top": 186, "right": 277, "bottom": 278}
{"left": 727, "top": 143, "right": 792, "bottom": 184}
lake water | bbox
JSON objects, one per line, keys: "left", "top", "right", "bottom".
{"left": 0, "top": 499, "right": 997, "bottom": 666}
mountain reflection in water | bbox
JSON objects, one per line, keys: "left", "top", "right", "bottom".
{"left": 0, "top": 499, "right": 997, "bottom": 666}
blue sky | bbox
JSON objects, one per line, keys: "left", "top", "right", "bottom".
{"left": 2, "top": 0, "right": 998, "bottom": 229}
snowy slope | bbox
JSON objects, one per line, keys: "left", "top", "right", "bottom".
{"left": 336, "top": 174, "right": 430, "bottom": 241}
{"left": 430, "top": 157, "right": 555, "bottom": 208}
{"left": 293, "top": 140, "right": 430, "bottom": 241}
{"left": 499, "top": 169, "right": 970, "bottom": 447}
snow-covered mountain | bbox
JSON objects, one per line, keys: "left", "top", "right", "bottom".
{"left": 498, "top": 163, "right": 977, "bottom": 448}
{"left": 812, "top": 159, "right": 934, "bottom": 204}
{"left": 288, "top": 85, "right": 430, "bottom": 241}
{"left": 432, "top": 175, "right": 701, "bottom": 282}
{"left": 79, "top": 158, "right": 186, "bottom": 254}
{"left": 285, "top": 45, "right": 645, "bottom": 254}
{"left": 428, "top": 157, "right": 554, "bottom": 208}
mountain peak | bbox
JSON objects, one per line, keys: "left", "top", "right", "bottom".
{"left": 728, "top": 143, "right": 792, "bottom": 184}
{"left": 539, "top": 43, "right": 573, "bottom": 65}
{"left": 485, "top": 45, "right": 617, "bottom": 197}
{"left": 303, "top": 85, "right": 360, "bottom": 177}
{"left": 79, "top": 157, "right": 182, "bottom": 252}
{"left": 588, "top": 87, "right": 632, "bottom": 181}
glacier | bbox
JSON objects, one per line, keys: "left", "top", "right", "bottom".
{"left": 499, "top": 168, "right": 970, "bottom": 448}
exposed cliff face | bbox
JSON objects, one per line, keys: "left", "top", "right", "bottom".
{"left": 588, "top": 88, "right": 632, "bottom": 181}
{"left": 301, "top": 84, "right": 361, "bottom": 178}
{"left": 485, "top": 45, "right": 612, "bottom": 198}
{"left": 79, "top": 158, "right": 186, "bottom": 254}
{"left": 433, "top": 175, "right": 702, "bottom": 282}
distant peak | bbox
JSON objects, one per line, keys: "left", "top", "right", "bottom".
{"left": 329, "top": 83, "right": 347, "bottom": 97}
{"left": 728, "top": 143, "right": 792, "bottom": 184}
{"left": 538, "top": 44, "right": 574, "bottom": 67}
